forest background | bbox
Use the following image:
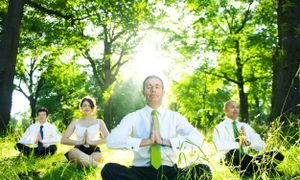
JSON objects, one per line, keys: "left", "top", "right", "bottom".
{"left": 0, "top": 0, "right": 299, "bottom": 179}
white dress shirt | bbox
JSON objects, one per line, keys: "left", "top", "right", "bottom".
{"left": 213, "top": 117, "right": 266, "bottom": 156}
{"left": 19, "top": 122, "right": 61, "bottom": 147}
{"left": 107, "top": 105, "right": 204, "bottom": 167}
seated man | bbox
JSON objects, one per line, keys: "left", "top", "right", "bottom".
{"left": 213, "top": 100, "right": 284, "bottom": 176}
{"left": 101, "top": 75, "right": 212, "bottom": 180}
{"left": 15, "top": 107, "right": 61, "bottom": 157}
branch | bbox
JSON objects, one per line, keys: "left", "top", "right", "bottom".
{"left": 234, "top": 1, "right": 253, "bottom": 34}
{"left": 83, "top": 50, "right": 105, "bottom": 87}
{"left": 15, "top": 80, "right": 30, "bottom": 100}
{"left": 24, "top": 0, "right": 74, "bottom": 20}
{"left": 34, "top": 76, "right": 45, "bottom": 102}
{"left": 206, "top": 70, "right": 239, "bottom": 84}
{"left": 242, "top": 55, "right": 261, "bottom": 66}
{"left": 111, "top": 32, "right": 137, "bottom": 76}
{"left": 244, "top": 75, "right": 270, "bottom": 83}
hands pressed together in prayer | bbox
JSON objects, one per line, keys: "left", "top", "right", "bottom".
{"left": 140, "top": 118, "right": 171, "bottom": 147}
{"left": 35, "top": 132, "right": 44, "bottom": 147}
{"left": 239, "top": 126, "right": 251, "bottom": 147}
{"left": 77, "top": 130, "right": 97, "bottom": 146}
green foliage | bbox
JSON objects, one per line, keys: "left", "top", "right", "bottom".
{"left": 36, "top": 60, "right": 88, "bottom": 128}
{"left": 169, "top": 66, "right": 231, "bottom": 129}
{"left": 110, "top": 78, "right": 145, "bottom": 128}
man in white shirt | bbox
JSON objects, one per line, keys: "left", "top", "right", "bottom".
{"left": 213, "top": 100, "right": 284, "bottom": 176}
{"left": 15, "top": 107, "right": 61, "bottom": 157}
{"left": 101, "top": 75, "right": 212, "bottom": 180}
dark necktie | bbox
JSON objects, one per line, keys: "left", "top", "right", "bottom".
{"left": 232, "top": 120, "right": 244, "bottom": 154}
{"left": 150, "top": 110, "right": 162, "bottom": 169}
{"left": 38, "top": 125, "right": 44, "bottom": 149}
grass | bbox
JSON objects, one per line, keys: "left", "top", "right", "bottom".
{"left": 0, "top": 119, "right": 299, "bottom": 180}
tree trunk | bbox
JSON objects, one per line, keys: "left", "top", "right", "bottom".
{"left": 270, "top": 0, "right": 300, "bottom": 121}
{"left": 0, "top": 0, "right": 25, "bottom": 134}
{"left": 29, "top": 96, "right": 36, "bottom": 123}
{"left": 235, "top": 40, "right": 249, "bottom": 122}
{"left": 104, "top": 98, "right": 113, "bottom": 130}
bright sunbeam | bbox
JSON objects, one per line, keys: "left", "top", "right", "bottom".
{"left": 121, "top": 31, "right": 174, "bottom": 91}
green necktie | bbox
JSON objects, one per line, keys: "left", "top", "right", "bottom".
{"left": 150, "top": 110, "right": 162, "bottom": 169}
{"left": 232, "top": 120, "right": 244, "bottom": 154}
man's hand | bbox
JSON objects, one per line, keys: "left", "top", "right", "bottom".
{"left": 35, "top": 133, "right": 42, "bottom": 144}
{"left": 239, "top": 126, "right": 251, "bottom": 146}
{"left": 152, "top": 119, "right": 163, "bottom": 144}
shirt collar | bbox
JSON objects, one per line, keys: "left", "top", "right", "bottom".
{"left": 225, "top": 116, "right": 239, "bottom": 123}
{"left": 37, "top": 122, "right": 49, "bottom": 126}
{"left": 144, "top": 105, "right": 164, "bottom": 116}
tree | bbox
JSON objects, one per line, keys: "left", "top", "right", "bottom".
{"left": 165, "top": 0, "right": 276, "bottom": 122}
{"left": 36, "top": 60, "right": 88, "bottom": 128}
{"left": 77, "top": 1, "right": 154, "bottom": 129}
{"left": 169, "top": 64, "right": 231, "bottom": 129}
{"left": 15, "top": 56, "right": 46, "bottom": 122}
{"left": 110, "top": 78, "right": 144, "bottom": 127}
{"left": 0, "top": 0, "right": 25, "bottom": 134}
{"left": 270, "top": 0, "right": 300, "bottom": 120}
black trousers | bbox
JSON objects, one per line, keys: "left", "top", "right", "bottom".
{"left": 15, "top": 143, "right": 57, "bottom": 157}
{"left": 101, "top": 163, "right": 212, "bottom": 180}
{"left": 224, "top": 149, "right": 284, "bottom": 174}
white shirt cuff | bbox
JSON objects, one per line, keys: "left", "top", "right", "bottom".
{"left": 126, "top": 137, "right": 142, "bottom": 152}
{"left": 169, "top": 137, "right": 183, "bottom": 152}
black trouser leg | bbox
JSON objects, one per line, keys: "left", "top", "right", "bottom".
{"left": 15, "top": 143, "right": 34, "bottom": 156}
{"left": 254, "top": 150, "right": 284, "bottom": 171}
{"left": 225, "top": 149, "right": 257, "bottom": 173}
{"left": 101, "top": 163, "right": 212, "bottom": 180}
{"left": 35, "top": 145, "right": 57, "bottom": 156}
{"left": 101, "top": 163, "right": 144, "bottom": 180}
{"left": 46, "top": 145, "right": 57, "bottom": 155}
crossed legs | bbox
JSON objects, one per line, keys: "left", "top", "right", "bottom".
{"left": 67, "top": 148, "right": 102, "bottom": 168}
{"left": 224, "top": 149, "right": 284, "bottom": 176}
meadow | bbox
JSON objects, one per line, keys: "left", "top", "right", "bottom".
{"left": 0, "top": 120, "right": 299, "bottom": 180}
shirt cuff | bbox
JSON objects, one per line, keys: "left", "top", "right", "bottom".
{"left": 126, "top": 137, "right": 142, "bottom": 152}
{"left": 169, "top": 137, "right": 183, "bottom": 152}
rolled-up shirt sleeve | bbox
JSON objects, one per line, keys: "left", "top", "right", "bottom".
{"left": 107, "top": 114, "right": 142, "bottom": 152}
{"left": 245, "top": 124, "right": 266, "bottom": 151}
{"left": 213, "top": 125, "right": 239, "bottom": 154}
{"left": 170, "top": 113, "right": 204, "bottom": 152}
{"left": 19, "top": 125, "right": 37, "bottom": 145}
{"left": 41, "top": 125, "right": 61, "bottom": 144}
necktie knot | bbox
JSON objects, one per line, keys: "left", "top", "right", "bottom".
{"left": 151, "top": 109, "right": 158, "bottom": 117}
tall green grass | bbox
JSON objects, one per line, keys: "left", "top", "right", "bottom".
{"left": 0, "top": 117, "right": 299, "bottom": 179}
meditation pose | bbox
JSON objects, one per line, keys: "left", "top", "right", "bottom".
{"left": 15, "top": 107, "right": 61, "bottom": 157}
{"left": 61, "top": 96, "right": 109, "bottom": 167}
{"left": 213, "top": 100, "right": 284, "bottom": 176}
{"left": 101, "top": 75, "right": 212, "bottom": 180}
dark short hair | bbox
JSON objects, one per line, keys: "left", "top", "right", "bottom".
{"left": 37, "top": 107, "right": 48, "bottom": 116}
{"left": 80, "top": 96, "right": 96, "bottom": 110}
{"left": 143, "top": 75, "right": 164, "bottom": 92}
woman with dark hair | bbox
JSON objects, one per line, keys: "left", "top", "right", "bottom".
{"left": 61, "top": 96, "right": 109, "bottom": 167}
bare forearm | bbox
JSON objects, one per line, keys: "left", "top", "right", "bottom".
{"left": 87, "top": 138, "right": 106, "bottom": 146}
{"left": 61, "top": 137, "right": 82, "bottom": 146}
{"left": 140, "top": 138, "right": 153, "bottom": 147}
